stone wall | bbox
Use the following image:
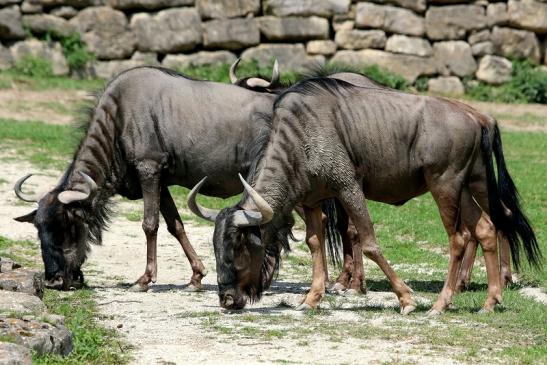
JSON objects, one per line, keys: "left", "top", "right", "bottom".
{"left": 1, "top": 0, "right": 547, "bottom": 93}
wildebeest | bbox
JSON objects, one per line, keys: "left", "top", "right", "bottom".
{"left": 188, "top": 76, "right": 540, "bottom": 314}
{"left": 13, "top": 64, "right": 283, "bottom": 291}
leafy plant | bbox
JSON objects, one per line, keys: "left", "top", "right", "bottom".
{"left": 14, "top": 55, "right": 53, "bottom": 78}
{"left": 44, "top": 31, "right": 95, "bottom": 71}
{"left": 361, "top": 64, "right": 408, "bottom": 90}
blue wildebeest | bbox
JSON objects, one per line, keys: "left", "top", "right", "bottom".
{"left": 13, "top": 63, "right": 286, "bottom": 291}
{"left": 188, "top": 76, "right": 540, "bottom": 314}
{"left": 11, "top": 61, "right": 378, "bottom": 292}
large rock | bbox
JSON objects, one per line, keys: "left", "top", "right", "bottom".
{"left": 263, "top": 0, "right": 350, "bottom": 17}
{"left": 487, "top": 3, "right": 508, "bottom": 27}
{"left": 434, "top": 41, "right": 477, "bottom": 77}
{"left": 22, "top": 14, "right": 76, "bottom": 37}
{"left": 70, "top": 6, "right": 136, "bottom": 60}
{"left": 162, "top": 50, "right": 236, "bottom": 69}
{"left": 0, "top": 342, "right": 31, "bottom": 365}
{"left": 306, "top": 40, "right": 337, "bottom": 55}
{"left": 0, "top": 0, "right": 22, "bottom": 5}
{"left": 331, "top": 49, "right": 437, "bottom": 83}
{"left": 476, "top": 55, "right": 513, "bottom": 85}
{"left": 0, "top": 317, "right": 72, "bottom": 356}
{"left": 196, "top": 0, "right": 259, "bottom": 19}
{"left": 335, "top": 29, "right": 386, "bottom": 50}
{"left": 203, "top": 18, "right": 259, "bottom": 50}
{"left": 0, "top": 258, "right": 21, "bottom": 273}
{"left": 0, "top": 290, "right": 45, "bottom": 314}
{"left": 91, "top": 52, "right": 158, "bottom": 79}
{"left": 0, "top": 269, "right": 44, "bottom": 299}
{"left": 385, "top": 35, "right": 432, "bottom": 57}
{"left": 508, "top": 0, "right": 547, "bottom": 34}
{"left": 491, "top": 27, "right": 541, "bottom": 63}
{"left": 258, "top": 16, "right": 329, "bottom": 41}
{"left": 370, "top": 0, "right": 427, "bottom": 14}
{"left": 10, "top": 39, "right": 69, "bottom": 75}
{"left": 425, "top": 5, "right": 487, "bottom": 40}
{"left": 107, "top": 0, "right": 193, "bottom": 10}
{"left": 241, "top": 44, "right": 324, "bottom": 71}
{"left": 0, "top": 6, "right": 26, "bottom": 41}
{"left": 355, "top": 3, "right": 425, "bottom": 37}
{"left": 130, "top": 8, "right": 201, "bottom": 53}
{"left": 427, "top": 76, "right": 465, "bottom": 96}
{"left": 21, "top": 1, "right": 43, "bottom": 14}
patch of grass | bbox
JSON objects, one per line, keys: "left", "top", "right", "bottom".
{"left": 360, "top": 64, "right": 408, "bottom": 90}
{"left": 0, "top": 69, "right": 103, "bottom": 91}
{"left": 0, "top": 236, "right": 39, "bottom": 267}
{"left": 35, "top": 289, "right": 129, "bottom": 365}
{"left": 465, "top": 60, "right": 547, "bottom": 104}
{"left": 124, "top": 211, "right": 142, "bottom": 222}
{"left": 14, "top": 55, "right": 54, "bottom": 78}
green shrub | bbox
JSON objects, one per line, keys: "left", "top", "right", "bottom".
{"left": 466, "top": 60, "right": 547, "bottom": 104}
{"left": 361, "top": 64, "right": 408, "bottom": 90}
{"left": 43, "top": 31, "right": 95, "bottom": 71}
{"left": 14, "top": 55, "right": 53, "bottom": 77}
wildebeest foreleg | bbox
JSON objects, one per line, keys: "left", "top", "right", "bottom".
{"left": 131, "top": 160, "right": 162, "bottom": 292}
{"left": 296, "top": 206, "right": 327, "bottom": 310}
{"left": 160, "top": 188, "right": 207, "bottom": 290}
{"left": 338, "top": 187, "right": 415, "bottom": 314}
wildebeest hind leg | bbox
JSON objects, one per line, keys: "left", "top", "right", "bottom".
{"left": 296, "top": 206, "right": 327, "bottom": 310}
{"left": 338, "top": 187, "right": 415, "bottom": 314}
{"left": 160, "top": 188, "right": 207, "bottom": 290}
{"left": 455, "top": 237, "right": 478, "bottom": 293}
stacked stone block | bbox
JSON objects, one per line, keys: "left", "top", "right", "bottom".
{"left": 0, "top": 0, "right": 546, "bottom": 94}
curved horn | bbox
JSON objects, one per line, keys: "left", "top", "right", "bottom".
{"left": 238, "top": 174, "right": 273, "bottom": 224}
{"left": 229, "top": 58, "right": 241, "bottom": 84}
{"left": 57, "top": 172, "right": 97, "bottom": 205}
{"left": 187, "top": 177, "right": 220, "bottom": 222}
{"left": 245, "top": 59, "right": 280, "bottom": 89}
{"left": 14, "top": 174, "right": 40, "bottom": 202}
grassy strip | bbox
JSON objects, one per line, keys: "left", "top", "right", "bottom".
{"left": 34, "top": 289, "right": 129, "bottom": 365}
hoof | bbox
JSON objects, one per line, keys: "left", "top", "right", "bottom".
{"left": 330, "top": 282, "right": 346, "bottom": 292}
{"left": 295, "top": 303, "right": 313, "bottom": 311}
{"left": 344, "top": 288, "right": 360, "bottom": 297}
{"left": 400, "top": 305, "right": 416, "bottom": 316}
{"left": 183, "top": 284, "right": 201, "bottom": 292}
{"left": 426, "top": 308, "right": 442, "bottom": 317}
{"left": 129, "top": 283, "right": 149, "bottom": 292}
{"left": 478, "top": 307, "right": 494, "bottom": 314}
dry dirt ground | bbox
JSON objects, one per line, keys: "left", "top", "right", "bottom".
{"left": 0, "top": 88, "right": 545, "bottom": 364}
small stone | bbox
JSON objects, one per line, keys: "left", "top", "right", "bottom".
{"left": 162, "top": 51, "right": 236, "bottom": 70}
{"left": 0, "top": 258, "right": 21, "bottom": 273}
{"left": 22, "top": 14, "right": 77, "bottom": 37}
{"left": 471, "top": 41, "right": 494, "bottom": 57}
{"left": 21, "top": 1, "right": 43, "bottom": 14}
{"left": 476, "top": 55, "right": 513, "bottom": 85}
{"left": 434, "top": 41, "right": 477, "bottom": 77}
{"left": 50, "top": 6, "right": 78, "bottom": 19}
{"left": 258, "top": 16, "right": 329, "bottom": 41}
{"left": 130, "top": 8, "right": 201, "bottom": 53}
{"left": 468, "top": 30, "right": 490, "bottom": 45}
{"left": 306, "top": 40, "right": 336, "bottom": 56}
{"left": 427, "top": 76, "right": 465, "bottom": 96}
{"left": 264, "top": 0, "right": 350, "bottom": 17}
{"left": 385, "top": 35, "right": 432, "bottom": 57}
{"left": 335, "top": 29, "right": 386, "bottom": 50}
{"left": 116, "top": 323, "right": 123, "bottom": 328}
{"left": 203, "top": 18, "right": 259, "bottom": 50}
{"left": 196, "top": 0, "right": 260, "bottom": 19}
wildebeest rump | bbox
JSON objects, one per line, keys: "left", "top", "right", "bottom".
{"left": 189, "top": 76, "right": 540, "bottom": 313}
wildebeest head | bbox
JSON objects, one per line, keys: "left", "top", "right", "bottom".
{"left": 188, "top": 175, "right": 292, "bottom": 310}
{"left": 229, "top": 58, "right": 281, "bottom": 93}
{"left": 13, "top": 172, "right": 99, "bottom": 290}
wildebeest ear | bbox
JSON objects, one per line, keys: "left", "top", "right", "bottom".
{"left": 14, "top": 209, "right": 37, "bottom": 223}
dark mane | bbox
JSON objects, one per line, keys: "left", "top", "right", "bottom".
{"left": 275, "top": 76, "right": 357, "bottom": 109}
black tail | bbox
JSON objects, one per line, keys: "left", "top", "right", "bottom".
{"left": 321, "top": 199, "right": 342, "bottom": 267}
{"left": 480, "top": 125, "right": 542, "bottom": 271}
